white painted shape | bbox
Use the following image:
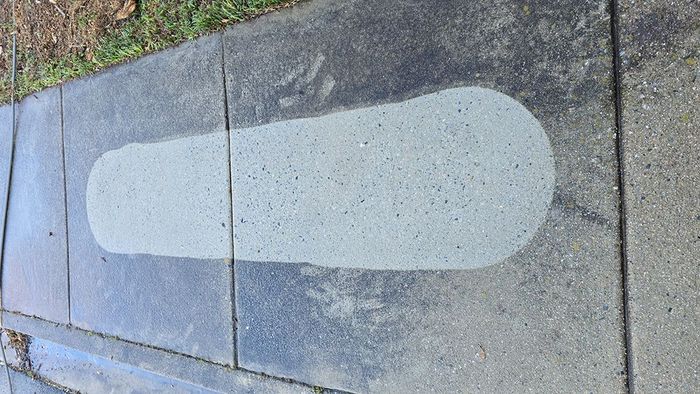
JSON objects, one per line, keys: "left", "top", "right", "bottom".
{"left": 232, "top": 86, "right": 556, "bottom": 270}
{"left": 86, "top": 132, "right": 232, "bottom": 259}
{"left": 86, "top": 86, "right": 555, "bottom": 270}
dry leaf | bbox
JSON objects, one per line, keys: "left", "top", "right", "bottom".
{"left": 115, "top": 0, "right": 137, "bottom": 21}
{"left": 478, "top": 345, "right": 487, "bottom": 361}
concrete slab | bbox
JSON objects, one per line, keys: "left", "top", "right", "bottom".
{"left": 619, "top": 0, "right": 700, "bottom": 391}
{"left": 1, "top": 329, "right": 200, "bottom": 392}
{"left": 21, "top": 338, "right": 213, "bottom": 393}
{"left": 0, "top": 104, "right": 13, "bottom": 311}
{"left": 62, "top": 34, "right": 235, "bottom": 364}
{"left": 2, "top": 312, "right": 312, "bottom": 394}
{"left": 225, "top": 0, "right": 626, "bottom": 391}
{"left": 86, "top": 132, "right": 232, "bottom": 260}
{"left": 1, "top": 88, "right": 69, "bottom": 324}
{"left": 0, "top": 370, "right": 64, "bottom": 394}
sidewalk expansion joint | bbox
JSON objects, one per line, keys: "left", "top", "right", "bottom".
{"left": 219, "top": 31, "right": 239, "bottom": 369}
{"left": 609, "top": 0, "right": 635, "bottom": 392}
{"left": 59, "top": 86, "right": 72, "bottom": 325}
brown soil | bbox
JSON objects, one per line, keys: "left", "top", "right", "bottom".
{"left": 1, "top": 0, "right": 123, "bottom": 89}
{"left": 0, "top": 0, "right": 299, "bottom": 102}
{"left": 3, "top": 328, "right": 31, "bottom": 369}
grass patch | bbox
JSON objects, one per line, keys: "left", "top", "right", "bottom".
{"left": 0, "top": 0, "right": 298, "bottom": 104}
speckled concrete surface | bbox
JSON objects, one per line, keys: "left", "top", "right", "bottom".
{"left": 619, "top": 0, "right": 700, "bottom": 391}
{"left": 1, "top": 88, "right": 69, "bottom": 324}
{"left": 86, "top": 132, "right": 232, "bottom": 259}
{"left": 232, "top": 86, "right": 555, "bottom": 270}
{"left": 225, "top": 0, "right": 626, "bottom": 391}
{"left": 61, "top": 34, "right": 235, "bottom": 364}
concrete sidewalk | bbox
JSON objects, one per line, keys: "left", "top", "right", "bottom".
{"left": 0, "top": 0, "right": 697, "bottom": 392}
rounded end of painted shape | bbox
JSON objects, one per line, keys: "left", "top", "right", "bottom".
{"left": 86, "top": 132, "right": 233, "bottom": 260}
{"left": 233, "top": 86, "right": 556, "bottom": 270}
